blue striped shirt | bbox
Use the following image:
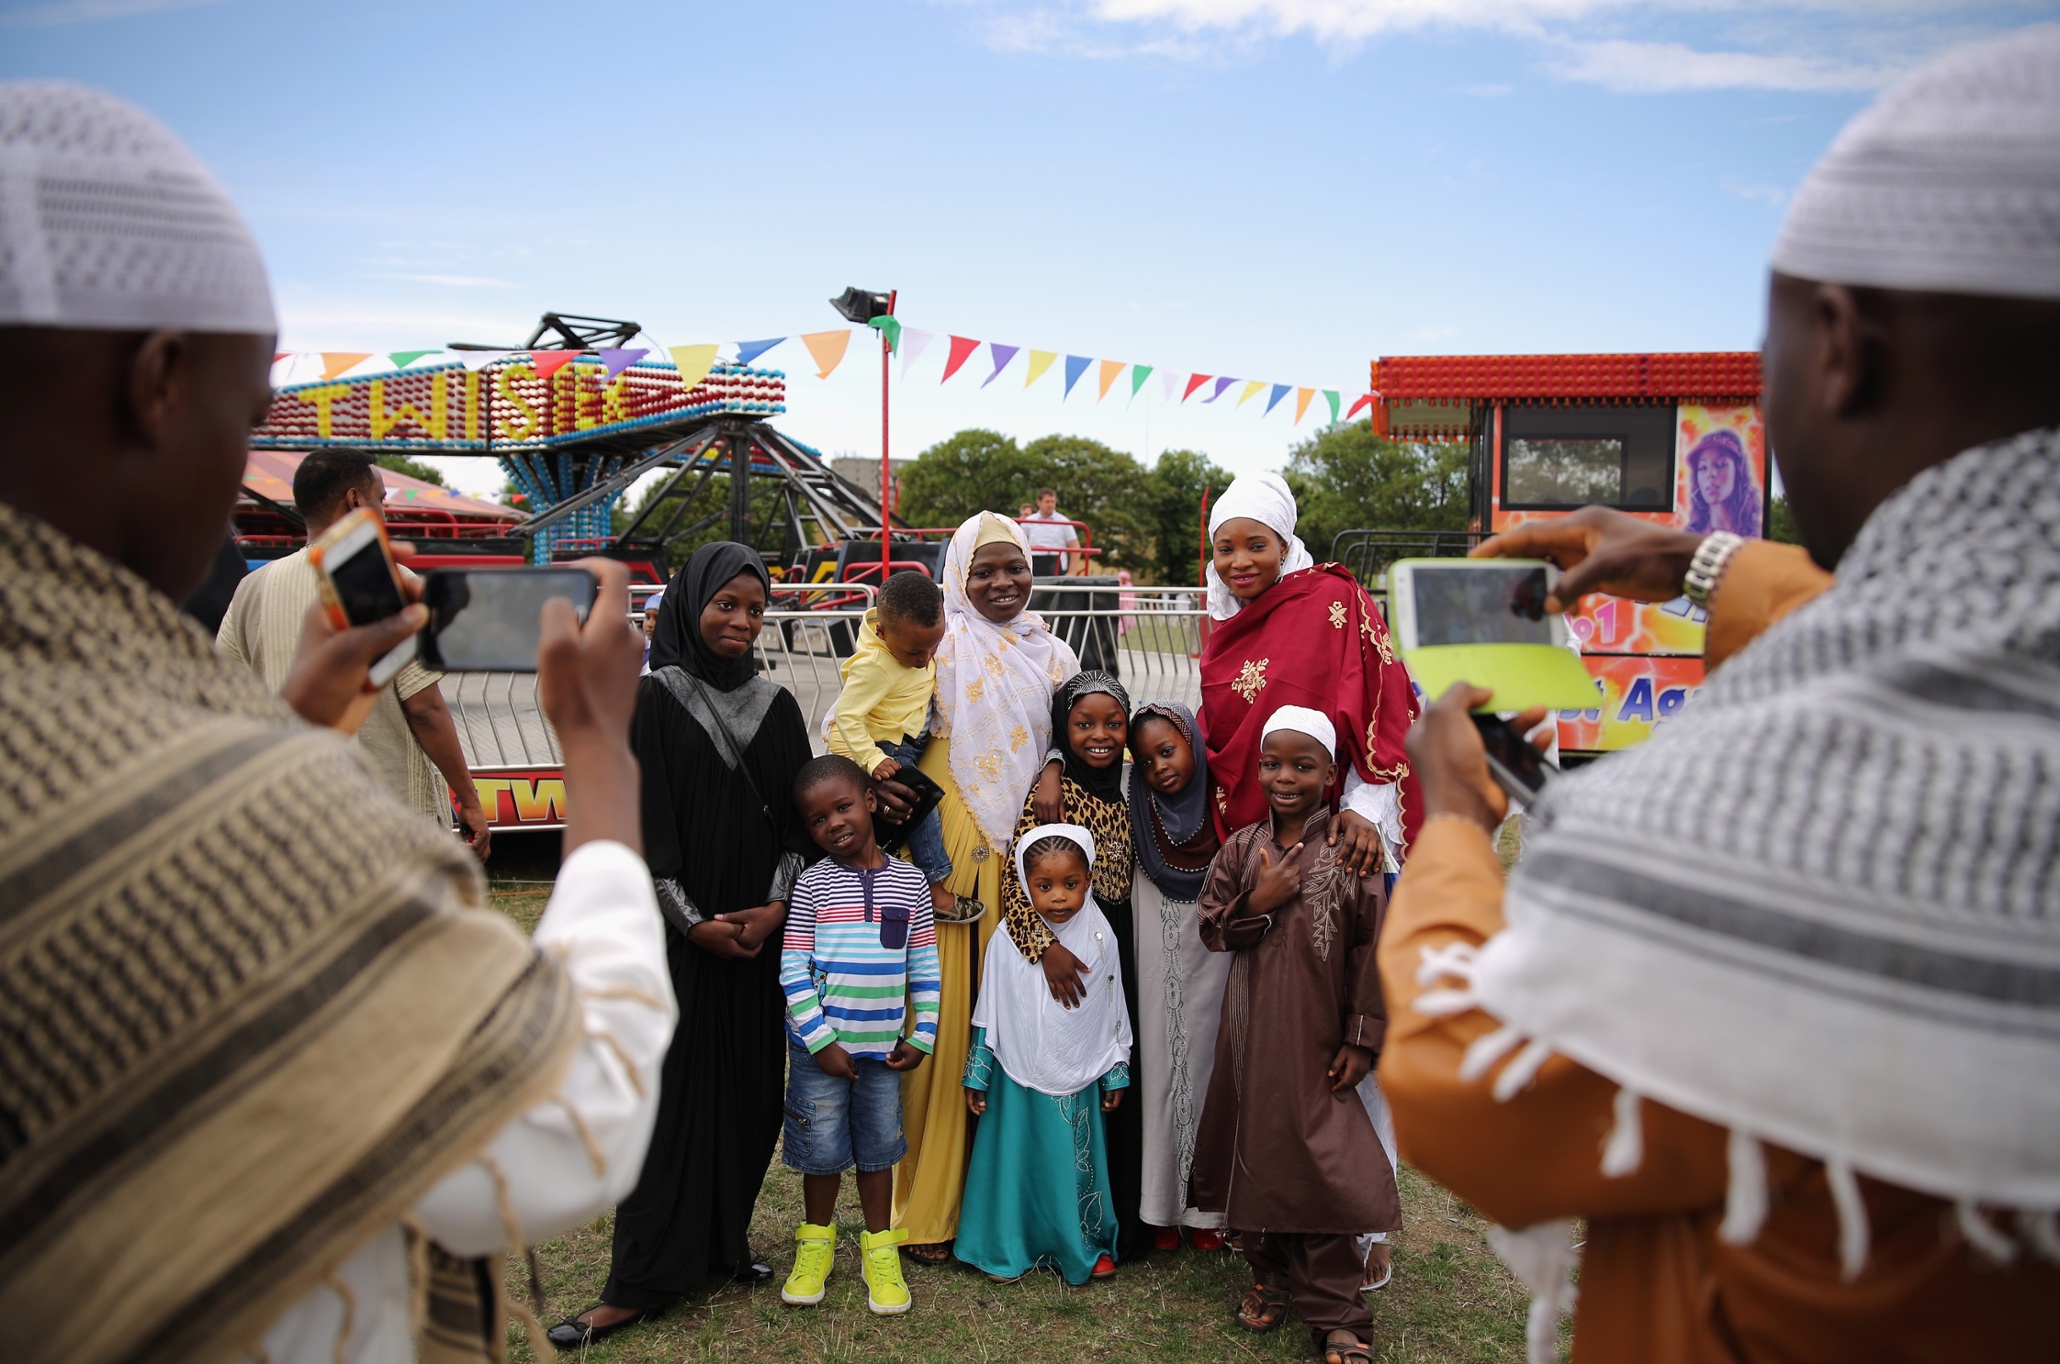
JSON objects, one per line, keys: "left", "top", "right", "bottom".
{"left": 779, "top": 855, "right": 940, "bottom": 1058}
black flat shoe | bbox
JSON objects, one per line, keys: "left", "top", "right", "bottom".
{"left": 545, "top": 1309, "right": 647, "bottom": 1349}
{"left": 734, "top": 1257, "right": 774, "bottom": 1287}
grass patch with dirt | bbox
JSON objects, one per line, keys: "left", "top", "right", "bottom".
{"left": 491, "top": 871, "right": 1541, "bottom": 1363}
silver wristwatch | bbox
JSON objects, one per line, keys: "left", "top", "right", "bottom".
{"left": 1682, "top": 531, "right": 1746, "bottom": 610}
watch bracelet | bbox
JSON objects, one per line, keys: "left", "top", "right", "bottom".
{"left": 1683, "top": 531, "right": 1747, "bottom": 610}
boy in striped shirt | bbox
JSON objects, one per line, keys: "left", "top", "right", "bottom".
{"left": 779, "top": 755, "right": 940, "bottom": 1315}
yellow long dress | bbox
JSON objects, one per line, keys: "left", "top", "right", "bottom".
{"left": 891, "top": 736, "right": 1003, "bottom": 1245}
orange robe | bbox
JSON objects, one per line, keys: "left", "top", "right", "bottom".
{"left": 1377, "top": 543, "right": 2060, "bottom": 1362}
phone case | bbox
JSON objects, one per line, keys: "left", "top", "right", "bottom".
{"left": 306, "top": 508, "right": 404, "bottom": 632}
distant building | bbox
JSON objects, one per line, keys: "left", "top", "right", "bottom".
{"left": 832, "top": 456, "right": 912, "bottom": 512}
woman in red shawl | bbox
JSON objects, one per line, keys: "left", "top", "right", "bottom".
{"left": 1198, "top": 472, "right": 1423, "bottom": 876}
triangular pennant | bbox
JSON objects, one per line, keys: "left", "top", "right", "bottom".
{"left": 1130, "top": 364, "right": 1154, "bottom": 400}
{"left": 800, "top": 330, "right": 852, "bottom": 378}
{"left": 1204, "top": 377, "right": 1237, "bottom": 403}
{"left": 869, "top": 316, "right": 902, "bottom": 353}
{"left": 733, "top": 337, "right": 786, "bottom": 367}
{"left": 941, "top": 335, "right": 982, "bottom": 384}
{"left": 320, "top": 352, "right": 372, "bottom": 380}
{"left": 1264, "top": 383, "right": 1291, "bottom": 416}
{"left": 1293, "top": 386, "right": 1315, "bottom": 424}
{"left": 668, "top": 343, "right": 721, "bottom": 394}
{"left": 531, "top": 350, "right": 583, "bottom": 379}
{"left": 899, "top": 328, "right": 937, "bottom": 378}
{"left": 388, "top": 350, "right": 437, "bottom": 370}
{"left": 1183, "top": 373, "right": 1212, "bottom": 403}
{"left": 1323, "top": 389, "right": 1341, "bottom": 424}
{"left": 457, "top": 349, "right": 508, "bottom": 371}
{"left": 1161, "top": 370, "right": 1181, "bottom": 404}
{"left": 1024, "top": 349, "right": 1058, "bottom": 388}
{"left": 1062, "top": 355, "right": 1093, "bottom": 399}
{"left": 1236, "top": 380, "right": 1267, "bottom": 408}
{"left": 1346, "top": 393, "right": 1377, "bottom": 421}
{"left": 1096, "top": 359, "right": 1125, "bottom": 402}
{"left": 982, "top": 343, "right": 1021, "bottom": 387}
{"left": 272, "top": 351, "right": 290, "bottom": 363}
{"left": 598, "top": 347, "right": 649, "bottom": 381}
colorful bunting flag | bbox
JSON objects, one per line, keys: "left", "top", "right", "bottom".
{"left": 899, "top": 329, "right": 937, "bottom": 378}
{"left": 982, "top": 343, "right": 1021, "bottom": 387}
{"left": 733, "top": 337, "right": 785, "bottom": 366}
{"left": 1062, "top": 355, "right": 1092, "bottom": 399}
{"left": 800, "top": 330, "right": 851, "bottom": 378}
{"left": 1204, "top": 377, "right": 1237, "bottom": 403}
{"left": 1183, "top": 374, "right": 1212, "bottom": 403}
{"left": 531, "top": 350, "right": 583, "bottom": 379}
{"left": 1130, "top": 364, "right": 1154, "bottom": 401}
{"left": 869, "top": 316, "right": 903, "bottom": 353}
{"left": 388, "top": 350, "right": 437, "bottom": 370}
{"left": 941, "top": 335, "right": 982, "bottom": 384}
{"left": 668, "top": 343, "right": 720, "bottom": 395}
{"left": 273, "top": 351, "right": 289, "bottom": 363}
{"left": 1025, "top": 349, "right": 1058, "bottom": 388}
{"left": 1263, "top": 383, "right": 1291, "bottom": 416}
{"left": 1293, "top": 387, "right": 1315, "bottom": 424}
{"left": 598, "top": 347, "right": 649, "bottom": 381}
{"left": 1323, "top": 389, "right": 1341, "bottom": 424}
{"left": 1345, "top": 393, "right": 1377, "bottom": 421}
{"left": 1161, "top": 370, "right": 1181, "bottom": 404}
{"left": 1096, "top": 359, "right": 1124, "bottom": 402}
{"left": 456, "top": 350, "right": 507, "bottom": 372}
{"left": 321, "top": 352, "right": 372, "bottom": 380}
{"left": 1235, "top": 380, "right": 1267, "bottom": 408}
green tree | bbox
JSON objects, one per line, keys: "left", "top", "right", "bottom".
{"left": 897, "top": 429, "right": 1040, "bottom": 530}
{"left": 1140, "top": 448, "right": 1232, "bottom": 585}
{"left": 375, "top": 452, "right": 446, "bottom": 487}
{"left": 1767, "top": 494, "right": 1803, "bottom": 546}
{"left": 1020, "top": 434, "right": 1150, "bottom": 574}
{"left": 1283, "top": 423, "right": 1470, "bottom": 561}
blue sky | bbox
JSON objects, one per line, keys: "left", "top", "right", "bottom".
{"left": 3, "top": 0, "right": 2047, "bottom": 496}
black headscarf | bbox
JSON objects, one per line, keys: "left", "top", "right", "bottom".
{"left": 649, "top": 541, "right": 770, "bottom": 691}
{"left": 1126, "top": 701, "right": 1217, "bottom": 900}
{"left": 1051, "top": 669, "right": 1131, "bottom": 806}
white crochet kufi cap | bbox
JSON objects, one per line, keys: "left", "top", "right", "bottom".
{"left": 0, "top": 81, "right": 276, "bottom": 332}
{"left": 1261, "top": 704, "right": 1337, "bottom": 756}
{"left": 1771, "top": 27, "right": 2060, "bottom": 299}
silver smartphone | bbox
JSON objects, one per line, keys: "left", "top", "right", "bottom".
{"left": 419, "top": 568, "right": 598, "bottom": 672}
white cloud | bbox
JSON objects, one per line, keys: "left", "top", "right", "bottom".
{"left": 0, "top": 0, "right": 221, "bottom": 25}
{"left": 1092, "top": 0, "right": 1624, "bottom": 42}
{"left": 1723, "top": 180, "right": 1791, "bottom": 206}
{"left": 373, "top": 272, "right": 521, "bottom": 290}
{"left": 1551, "top": 39, "right": 1895, "bottom": 93}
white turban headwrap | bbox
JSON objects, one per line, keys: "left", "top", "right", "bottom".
{"left": 0, "top": 82, "right": 277, "bottom": 332}
{"left": 1261, "top": 704, "right": 1337, "bottom": 756}
{"left": 1205, "top": 471, "right": 1315, "bottom": 620}
{"left": 1771, "top": 27, "right": 2060, "bottom": 300}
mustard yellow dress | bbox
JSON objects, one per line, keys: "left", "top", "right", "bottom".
{"left": 891, "top": 737, "right": 1002, "bottom": 1245}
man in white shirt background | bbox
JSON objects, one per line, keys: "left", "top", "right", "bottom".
{"left": 1019, "top": 486, "right": 1082, "bottom": 576}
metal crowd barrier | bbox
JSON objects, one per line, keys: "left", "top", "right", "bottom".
{"left": 447, "top": 584, "right": 1210, "bottom": 775}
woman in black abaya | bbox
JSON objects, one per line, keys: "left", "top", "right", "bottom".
{"left": 550, "top": 542, "right": 814, "bottom": 1347}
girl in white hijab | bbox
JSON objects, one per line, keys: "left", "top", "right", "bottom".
{"left": 956, "top": 825, "right": 1133, "bottom": 1284}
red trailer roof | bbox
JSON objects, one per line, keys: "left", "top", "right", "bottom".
{"left": 1373, "top": 351, "right": 1761, "bottom": 403}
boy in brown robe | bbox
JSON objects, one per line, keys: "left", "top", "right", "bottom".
{"left": 1192, "top": 705, "right": 1398, "bottom": 1364}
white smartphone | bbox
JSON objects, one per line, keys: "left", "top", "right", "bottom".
{"left": 1388, "top": 558, "right": 1569, "bottom": 651}
{"left": 307, "top": 508, "right": 417, "bottom": 688}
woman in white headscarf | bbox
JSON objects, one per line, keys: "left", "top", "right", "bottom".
{"left": 1198, "top": 471, "right": 1422, "bottom": 873}
{"left": 890, "top": 512, "right": 1079, "bottom": 1260}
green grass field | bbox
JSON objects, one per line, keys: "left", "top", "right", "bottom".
{"left": 491, "top": 876, "right": 1545, "bottom": 1363}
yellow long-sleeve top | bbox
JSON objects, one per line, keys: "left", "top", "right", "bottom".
{"left": 1377, "top": 543, "right": 2060, "bottom": 1362}
{"left": 826, "top": 608, "right": 935, "bottom": 776}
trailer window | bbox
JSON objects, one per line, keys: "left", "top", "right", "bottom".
{"left": 1500, "top": 405, "right": 1676, "bottom": 512}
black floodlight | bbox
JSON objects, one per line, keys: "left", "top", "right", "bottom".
{"left": 829, "top": 288, "right": 894, "bottom": 325}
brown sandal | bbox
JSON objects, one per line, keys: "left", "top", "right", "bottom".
{"left": 903, "top": 1240, "right": 952, "bottom": 1265}
{"left": 1323, "top": 1330, "right": 1374, "bottom": 1364}
{"left": 1236, "top": 1283, "right": 1290, "bottom": 1333}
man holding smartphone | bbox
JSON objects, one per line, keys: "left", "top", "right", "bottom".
{"left": 219, "top": 450, "right": 494, "bottom": 858}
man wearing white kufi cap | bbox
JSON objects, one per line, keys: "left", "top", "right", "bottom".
{"left": 1376, "top": 29, "right": 2060, "bottom": 1364}
{"left": 0, "top": 84, "right": 675, "bottom": 1364}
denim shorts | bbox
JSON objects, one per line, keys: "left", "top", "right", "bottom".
{"left": 782, "top": 1043, "right": 908, "bottom": 1176}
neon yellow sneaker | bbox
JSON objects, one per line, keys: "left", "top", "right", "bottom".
{"left": 782, "top": 1223, "right": 836, "bottom": 1306}
{"left": 859, "top": 1227, "right": 912, "bottom": 1315}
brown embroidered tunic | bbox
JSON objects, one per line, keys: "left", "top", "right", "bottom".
{"left": 1190, "top": 806, "right": 1399, "bottom": 1234}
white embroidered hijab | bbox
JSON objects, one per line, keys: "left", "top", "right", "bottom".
{"left": 932, "top": 512, "right": 1079, "bottom": 853}
{"left": 1205, "top": 471, "right": 1315, "bottom": 620}
{"left": 972, "top": 824, "right": 1133, "bottom": 1096}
